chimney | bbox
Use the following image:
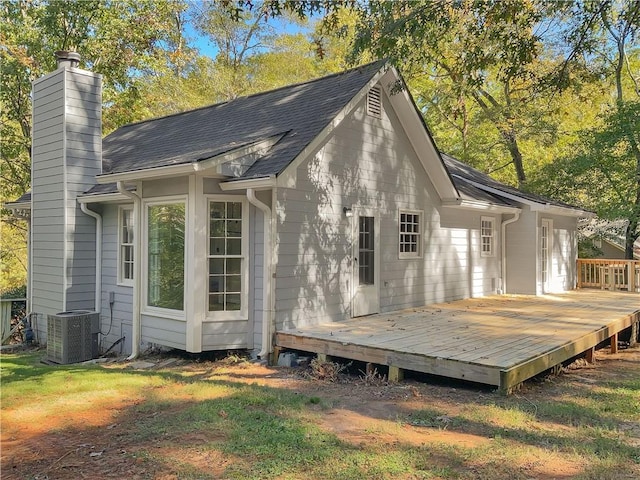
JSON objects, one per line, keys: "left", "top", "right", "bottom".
{"left": 55, "top": 50, "right": 81, "bottom": 69}
{"left": 30, "top": 53, "right": 102, "bottom": 320}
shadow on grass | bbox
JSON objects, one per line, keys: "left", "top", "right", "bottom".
{"left": 2, "top": 350, "right": 639, "bottom": 479}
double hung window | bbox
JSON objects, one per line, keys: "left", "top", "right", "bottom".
{"left": 208, "top": 201, "right": 244, "bottom": 312}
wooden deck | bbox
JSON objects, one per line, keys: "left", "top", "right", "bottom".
{"left": 275, "top": 290, "right": 640, "bottom": 392}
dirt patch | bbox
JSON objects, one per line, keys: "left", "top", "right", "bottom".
{"left": 2, "top": 345, "right": 640, "bottom": 479}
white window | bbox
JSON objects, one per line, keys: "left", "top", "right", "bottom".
{"left": 367, "top": 85, "right": 382, "bottom": 118}
{"left": 208, "top": 200, "right": 246, "bottom": 313}
{"left": 146, "top": 201, "right": 185, "bottom": 312}
{"left": 118, "top": 206, "right": 134, "bottom": 286}
{"left": 399, "top": 209, "right": 422, "bottom": 258}
{"left": 481, "top": 217, "right": 495, "bottom": 257}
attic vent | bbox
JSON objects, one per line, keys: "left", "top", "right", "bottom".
{"left": 367, "top": 85, "right": 382, "bottom": 118}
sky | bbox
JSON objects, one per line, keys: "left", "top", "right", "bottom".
{"left": 183, "top": 5, "right": 314, "bottom": 60}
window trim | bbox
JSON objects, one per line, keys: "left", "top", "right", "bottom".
{"left": 141, "top": 196, "right": 187, "bottom": 320}
{"left": 205, "top": 196, "right": 249, "bottom": 321}
{"left": 398, "top": 209, "right": 423, "bottom": 259}
{"left": 117, "top": 205, "right": 134, "bottom": 287}
{"left": 480, "top": 216, "right": 496, "bottom": 257}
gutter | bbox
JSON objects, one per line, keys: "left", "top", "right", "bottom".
{"left": 246, "top": 188, "right": 273, "bottom": 360}
{"left": 80, "top": 203, "right": 102, "bottom": 313}
{"left": 117, "top": 181, "right": 142, "bottom": 360}
{"left": 501, "top": 212, "right": 521, "bottom": 294}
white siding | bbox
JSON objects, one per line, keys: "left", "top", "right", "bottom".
{"left": 505, "top": 209, "right": 538, "bottom": 294}
{"left": 99, "top": 205, "right": 134, "bottom": 354}
{"left": 274, "top": 87, "right": 502, "bottom": 330}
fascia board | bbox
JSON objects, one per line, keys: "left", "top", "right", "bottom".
{"left": 441, "top": 199, "right": 521, "bottom": 214}
{"left": 457, "top": 176, "right": 592, "bottom": 218}
{"left": 77, "top": 192, "right": 132, "bottom": 204}
{"left": 3, "top": 201, "right": 31, "bottom": 210}
{"left": 96, "top": 163, "right": 199, "bottom": 184}
{"left": 220, "top": 175, "right": 276, "bottom": 191}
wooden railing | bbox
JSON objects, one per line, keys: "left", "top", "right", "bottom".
{"left": 577, "top": 259, "right": 640, "bottom": 292}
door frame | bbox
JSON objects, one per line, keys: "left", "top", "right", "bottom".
{"left": 540, "top": 218, "right": 553, "bottom": 293}
{"left": 351, "top": 207, "right": 380, "bottom": 317}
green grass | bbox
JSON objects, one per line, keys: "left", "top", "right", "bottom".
{"left": 2, "top": 351, "right": 639, "bottom": 479}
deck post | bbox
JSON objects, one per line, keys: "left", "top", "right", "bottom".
{"left": 316, "top": 353, "right": 334, "bottom": 363}
{"left": 271, "top": 346, "right": 282, "bottom": 365}
{"left": 585, "top": 347, "right": 595, "bottom": 363}
{"left": 388, "top": 365, "right": 404, "bottom": 382}
{"left": 610, "top": 333, "right": 618, "bottom": 354}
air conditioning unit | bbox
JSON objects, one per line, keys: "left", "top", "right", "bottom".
{"left": 47, "top": 311, "right": 99, "bottom": 364}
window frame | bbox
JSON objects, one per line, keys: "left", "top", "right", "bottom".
{"left": 480, "top": 216, "right": 496, "bottom": 257}
{"left": 398, "top": 209, "right": 423, "bottom": 259}
{"left": 117, "top": 206, "right": 134, "bottom": 287}
{"left": 206, "top": 196, "right": 249, "bottom": 321}
{"left": 142, "top": 196, "right": 187, "bottom": 320}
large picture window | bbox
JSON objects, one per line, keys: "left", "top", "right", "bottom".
{"left": 399, "top": 209, "right": 422, "bottom": 258}
{"left": 118, "top": 207, "right": 134, "bottom": 286}
{"left": 208, "top": 201, "right": 244, "bottom": 312}
{"left": 147, "top": 202, "right": 185, "bottom": 311}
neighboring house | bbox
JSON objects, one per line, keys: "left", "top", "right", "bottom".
{"left": 582, "top": 233, "right": 640, "bottom": 260}
{"left": 6, "top": 53, "right": 591, "bottom": 358}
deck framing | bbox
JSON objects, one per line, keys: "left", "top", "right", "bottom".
{"left": 275, "top": 291, "right": 640, "bottom": 392}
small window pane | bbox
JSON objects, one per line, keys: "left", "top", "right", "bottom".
{"left": 209, "top": 276, "right": 222, "bottom": 292}
{"left": 210, "top": 238, "right": 225, "bottom": 255}
{"left": 209, "top": 258, "right": 224, "bottom": 274}
{"left": 228, "top": 202, "right": 242, "bottom": 219}
{"left": 210, "top": 219, "right": 225, "bottom": 237}
{"left": 209, "top": 294, "right": 224, "bottom": 311}
{"left": 227, "top": 258, "right": 241, "bottom": 274}
{"left": 210, "top": 202, "right": 225, "bottom": 219}
{"left": 227, "top": 219, "right": 242, "bottom": 237}
{"left": 226, "top": 294, "right": 241, "bottom": 311}
{"left": 226, "top": 275, "right": 241, "bottom": 292}
{"left": 227, "top": 238, "right": 241, "bottom": 255}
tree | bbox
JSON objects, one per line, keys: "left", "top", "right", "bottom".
{"left": 536, "top": 0, "right": 640, "bottom": 258}
{"left": 0, "top": 0, "right": 190, "bottom": 290}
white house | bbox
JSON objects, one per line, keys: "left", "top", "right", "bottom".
{"left": 7, "top": 53, "right": 591, "bottom": 359}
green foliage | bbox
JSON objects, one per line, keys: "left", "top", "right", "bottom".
{"left": 532, "top": 101, "right": 640, "bottom": 257}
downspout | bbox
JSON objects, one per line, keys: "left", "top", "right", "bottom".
{"left": 501, "top": 212, "right": 521, "bottom": 294}
{"left": 80, "top": 203, "right": 102, "bottom": 312}
{"left": 117, "top": 181, "right": 141, "bottom": 360}
{"left": 246, "top": 188, "right": 272, "bottom": 360}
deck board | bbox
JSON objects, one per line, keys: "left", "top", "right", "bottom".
{"left": 275, "top": 291, "right": 639, "bottom": 392}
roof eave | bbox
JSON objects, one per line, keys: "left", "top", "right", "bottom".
{"left": 4, "top": 201, "right": 31, "bottom": 210}
{"left": 457, "top": 176, "right": 592, "bottom": 218}
{"left": 220, "top": 175, "right": 277, "bottom": 191}
{"left": 96, "top": 163, "right": 202, "bottom": 184}
{"left": 441, "top": 198, "right": 521, "bottom": 214}
{"left": 77, "top": 192, "right": 133, "bottom": 204}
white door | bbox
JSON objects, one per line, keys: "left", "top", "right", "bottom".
{"left": 541, "top": 219, "right": 551, "bottom": 293}
{"left": 352, "top": 210, "right": 380, "bottom": 317}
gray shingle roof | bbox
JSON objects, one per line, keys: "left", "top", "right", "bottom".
{"left": 101, "top": 60, "right": 387, "bottom": 178}
{"left": 441, "top": 153, "right": 587, "bottom": 212}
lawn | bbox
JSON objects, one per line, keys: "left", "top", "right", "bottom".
{"left": 1, "top": 346, "right": 639, "bottom": 480}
